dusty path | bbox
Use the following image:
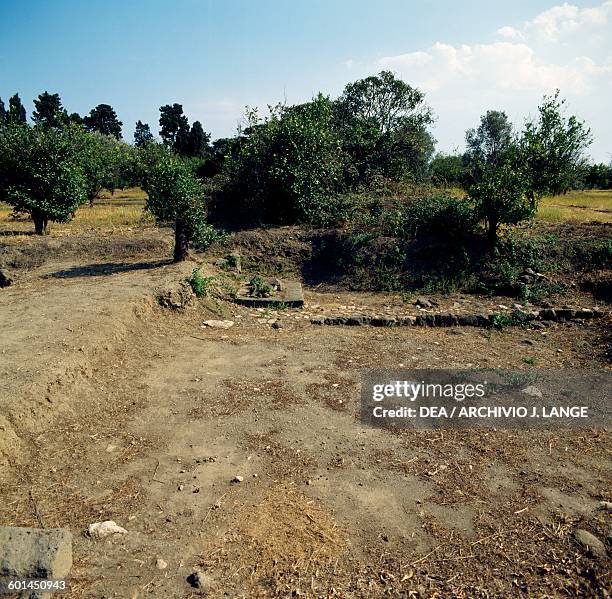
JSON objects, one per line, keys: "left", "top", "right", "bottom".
{"left": 1, "top": 258, "right": 610, "bottom": 597}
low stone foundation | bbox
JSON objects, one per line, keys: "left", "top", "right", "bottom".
{"left": 310, "top": 307, "right": 607, "bottom": 328}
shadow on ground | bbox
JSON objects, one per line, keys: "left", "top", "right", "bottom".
{"left": 47, "top": 259, "right": 170, "bottom": 279}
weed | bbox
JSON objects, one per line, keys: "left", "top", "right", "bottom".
{"left": 187, "top": 269, "right": 215, "bottom": 297}
{"left": 522, "top": 356, "right": 536, "bottom": 365}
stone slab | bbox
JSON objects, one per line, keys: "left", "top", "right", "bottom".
{"left": 0, "top": 526, "right": 72, "bottom": 580}
{"left": 235, "top": 280, "right": 304, "bottom": 308}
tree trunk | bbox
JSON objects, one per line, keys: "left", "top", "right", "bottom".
{"left": 173, "top": 218, "right": 189, "bottom": 262}
{"left": 32, "top": 210, "right": 49, "bottom": 235}
{"left": 487, "top": 218, "right": 498, "bottom": 247}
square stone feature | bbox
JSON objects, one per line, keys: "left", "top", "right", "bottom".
{"left": 235, "top": 280, "right": 304, "bottom": 308}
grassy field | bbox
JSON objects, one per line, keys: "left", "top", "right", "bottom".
{"left": 538, "top": 189, "right": 612, "bottom": 223}
{"left": 0, "top": 188, "right": 610, "bottom": 233}
{"left": 0, "top": 188, "right": 150, "bottom": 232}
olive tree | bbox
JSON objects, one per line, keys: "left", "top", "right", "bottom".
{"left": 0, "top": 124, "right": 87, "bottom": 234}
{"left": 467, "top": 93, "right": 591, "bottom": 246}
{"left": 74, "top": 130, "right": 126, "bottom": 206}
{"left": 143, "top": 153, "right": 217, "bottom": 262}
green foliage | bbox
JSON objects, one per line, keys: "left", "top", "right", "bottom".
{"left": 84, "top": 104, "right": 123, "bottom": 139}
{"left": 249, "top": 276, "right": 273, "bottom": 297}
{"left": 221, "top": 95, "right": 345, "bottom": 225}
{"left": 334, "top": 71, "right": 434, "bottom": 184}
{"left": 134, "top": 120, "right": 154, "bottom": 147}
{"left": 0, "top": 124, "right": 87, "bottom": 233}
{"left": 520, "top": 91, "right": 592, "bottom": 196}
{"left": 8, "top": 94, "right": 26, "bottom": 124}
{"left": 0, "top": 97, "right": 6, "bottom": 127}
{"left": 464, "top": 110, "right": 513, "bottom": 183}
{"left": 429, "top": 153, "right": 467, "bottom": 187}
{"left": 159, "top": 104, "right": 189, "bottom": 147}
{"left": 32, "top": 91, "right": 68, "bottom": 128}
{"left": 582, "top": 162, "right": 612, "bottom": 189}
{"left": 143, "top": 153, "right": 220, "bottom": 261}
{"left": 187, "top": 269, "right": 215, "bottom": 297}
{"left": 72, "top": 130, "right": 134, "bottom": 202}
{"left": 490, "top": 311, "right": 529, "bottom": 330}
{"left": 403, "top": 194, "right": 478, "bottom": 241}
{"left": 469, "top": 159, "right": 534, "bottom": 245}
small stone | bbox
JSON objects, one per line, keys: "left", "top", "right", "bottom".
{"left": 522, "top": 339, "right": 536, "bottom": 346}
{"left": 187, "top": 570, "right": 214, "bottom": 591}
{"left": 156, "top": 558, "right": 168, "bottom": 570}
{"left": 521, "top": 386, "right": 543, "bottom": 398}
{"left": 87, "top": 521, "right": 128, "bottom": 539}
{"left": 271, "top": 320, "right": 282, "bottom": 329}
{"left": 598, "top": 501, "right": 612, "bottom": 512}
{"left": 0, "top": 269, "right": 13, "bottom": 288}
{"left": 231, "top": 475, "right": 244, "bottom": 483}
{"left": 574, "top": 529, "right": 606, "bottom": 558}
{"left": 415, "top": 297, "right": 432, "bottom": 309}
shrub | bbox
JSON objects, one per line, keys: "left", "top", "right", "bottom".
{"left": 187, "top": 269, "right": 215, "bottom": 297}
{"left": 403, "top": 194, "right": 478, "bottom": 241}
{"left": 219, "top": 95, "right": 346, "bottom": 225}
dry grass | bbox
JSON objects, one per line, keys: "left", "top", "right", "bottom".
{"left": 0, "top": 187, "right": 151, "bottom": 234}
{"left": 538, "top": 189, "right": 612, "bottom": 223}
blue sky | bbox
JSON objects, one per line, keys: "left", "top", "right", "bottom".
{"left": 1, "top": 0, "right": 610, "bottom": 160}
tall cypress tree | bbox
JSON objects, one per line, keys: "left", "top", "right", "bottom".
{"left": 134, "top": 120, "right": 154, "bottom": 147}
{"left": 8, "top": 94, "right": 27, "bottom": 124}
{"left": 32, "top": 91, "right": 67, "bottom": 128}
{"left": 187, "top": 121, "right": 210, "bottom": 157}
{"left": 84, "top": 104, "right": 123, "bottom": 138}
{"left": 0, "top": 97, "right": 6, "bottom": 126}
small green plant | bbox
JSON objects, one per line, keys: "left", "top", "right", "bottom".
{"left": 522, "top": 356, "right": 536, "bottom": 365}
{"left": 250, "top": 276, "right": 273, "bottom": 297}
{"left": 490, "top": 311, "right": 530, "bottom": 330}
{"left": 187, "top": 269, "right": 215, "bottom": 297}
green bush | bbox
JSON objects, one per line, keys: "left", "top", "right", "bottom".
{"left": 187, "top": 269, "right": 215, "bottom": 297}
{"left": 403, "top": 194, "right": 478, "bottom": 241}
{"left": 219, "top": 95, "right": 345, "bottom": 225}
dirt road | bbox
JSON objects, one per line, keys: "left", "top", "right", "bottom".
{"left": 0, "top": 252, "right": 610, "bottom": 597}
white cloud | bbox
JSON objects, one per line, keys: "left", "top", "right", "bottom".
{"left": 497, "top": 26, "right": 525, "bottom": 40}
{"left": 378, "top": 41, "right": 602, "bottom": 95}
{"left": 524, "top": 1, "right": 612, "bottom": 41}
{"left": 374, "top": 2, "right": 612, "bottom": 160}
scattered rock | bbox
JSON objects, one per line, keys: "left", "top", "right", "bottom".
{"left": 539, "top": 308, "right": 557, "bottom": 321}
{"left": 521, "top": 386, "right": 543, "bottom": 398}
{"left": 87, "top": 521, "right": 128, "bottom": 539}
{"left": 574, "top": 529, "right": 606, "bottom": 558}
{"left": 414, "top": 297, "right": 433, "bottom": 308}
{"left": 231, "top": 475, "right": 244, "bottom": 483}
{"left": 187, "top": 570, "right": 214, "bottom": 591}
{"left": 156, "top": 558, "right": 168, "bottom": 570}
{"left": 227, "top": 252, "right": 241, "bottom": 273}
{"left": 202, "top": 319, "right": 234, "bottom": 329}
{"left": 522, "top": 339, "right": 536, "bottom": 346}
{"left": 0, "top": 526, "right": 72, "bottom": 581}
{"left": 158, "top": 282, "right": 194, "bottom": 310}
{"left": 0, "top": 268, "right": 13, "bottom": 288}
{"left": 271, "top": 320, "right": 283, "bottom": 329}
{"left": 598, "top": 501, "right": 612, "bottom": 512}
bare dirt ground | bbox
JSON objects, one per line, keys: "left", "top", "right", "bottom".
{"left": 0, "top": 223, "right": 610, "bottom": 598}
